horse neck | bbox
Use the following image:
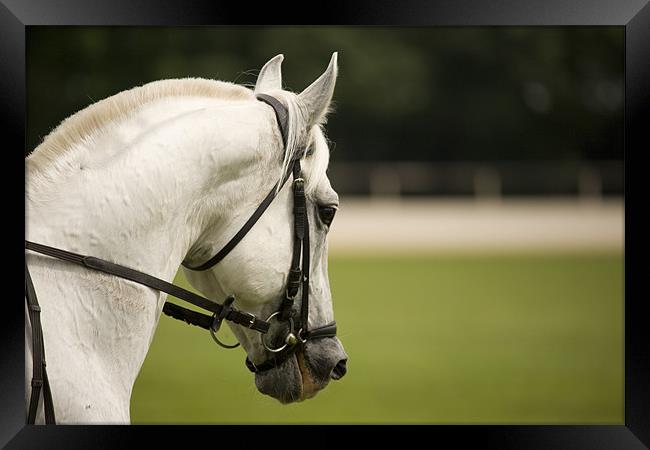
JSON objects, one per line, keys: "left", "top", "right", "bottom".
{"left": 25, "top": 97, "right": 273, "bottom": 421}
{"left": 27, "top": 97, "right": 272, "bottom": 278}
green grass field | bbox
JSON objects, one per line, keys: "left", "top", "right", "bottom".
{"left": 130, "top": 252, "right": 623, "bottom": 424}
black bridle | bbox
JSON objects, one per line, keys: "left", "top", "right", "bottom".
{"left": 182, "top": 94, "right": 337, "bottom": 372}
{"left": 24, "top": 94, "right": 337, "bottom": 424}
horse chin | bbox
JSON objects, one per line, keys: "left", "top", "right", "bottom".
{"left": 253, "top": 352, "right": 324, "bottom": 404}
{"left": 253, "top": 353, "right": 303, "bottom": 404}
{"left": 253, "top": 339, "right": 347, "bottom": 404}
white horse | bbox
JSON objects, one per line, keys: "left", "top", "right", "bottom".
{"left": 25, "top": 53, "right": 347, "bottom": 424}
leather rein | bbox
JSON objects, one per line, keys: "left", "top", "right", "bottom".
{"left": 24, "top": 94, "right": 337, "bottom": 424}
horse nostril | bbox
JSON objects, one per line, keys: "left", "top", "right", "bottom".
{"left": 331, "top": 358, "right": 348, "bottom": 380}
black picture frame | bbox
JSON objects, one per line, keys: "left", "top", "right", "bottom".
{"left": 3, "top": 0, "right": 649, "bottom": 448}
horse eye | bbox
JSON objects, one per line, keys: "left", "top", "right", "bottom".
{"left": 318, "top": 206, "right": 337, "bottom": 226}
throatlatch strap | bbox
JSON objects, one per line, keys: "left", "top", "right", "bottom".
{"left": 181, "top": 94, "right": 294, "bottom": 272}
{"left": 181, "top": 176, "right": 289, "bottom": 271}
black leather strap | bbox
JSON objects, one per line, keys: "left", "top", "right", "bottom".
{"left": 162, "top": 302, "right": 214, "bottom": 330}
{"left": 303, "top": 322, "right": 337, "bottom": 340}
{"left": 182, "top": 94, "right": 304, "bottom": 271}
{"left": 25, "top": 261, "right": 56, "bottom": 424}
{"left": 182, "top": 94, "right": 294, "bottom": 272}
{"left": 24, "top": 93, "right": 338, "bottom": 383}
{"left": 281, "top": 166, "right": 306, "bottom": 321}
{"left": 244, "top": 322, "right": 337, "bottom": 374}
{"left": 181, "top": 188, "right": 276, "bottom": 270}
{"left": 181, "top": 172, "right": 291, "bottom": 271}
{"left": 42, "top": 365, "right": 55, "bottom": 424}
{"left": 298, "top": 162, "right": 310, "bottom": 334}
{"left": 211, "top": 296, "right": 235, "bottom": 332}
{"left": 208, "top": 296, "right": 240, "bottom": 349}
{"left": 25, "top": 241, "right": 270, "bottom": 334}
{"left": 256, "top": 93, "right": 289, "bottom": 146}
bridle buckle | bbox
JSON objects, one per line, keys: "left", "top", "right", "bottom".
{"left": 243, "top": 312, "right": 256, "bottom": 329}
{"left": 297, "top": 328, "right": 308, "bottom": 344}
{"left": 208, "top": 296, "right": 241, "bottom": 349}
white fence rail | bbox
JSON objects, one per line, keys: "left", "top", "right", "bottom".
{"left": 328, "top": 161, "right": 623, "bottom": 199}
{"left": 328, "top": 197, "right": 623, "bottom": 254}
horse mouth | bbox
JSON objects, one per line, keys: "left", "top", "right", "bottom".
{"left": 253, "top": 339, "right": 347, "bottom": 404}
{"left": 296, "top": 350, "right": 323, "bottom": 400}
{"left": 253, "top": 351, "right": 324, "bottom": 404}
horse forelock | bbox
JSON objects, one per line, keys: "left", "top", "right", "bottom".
{"left": 263, "top": 90, "right": 331, "bottom": 196}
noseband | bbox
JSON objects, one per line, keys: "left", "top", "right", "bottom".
{"left": 24, "top": 94, "right": 337, "bottom": 424}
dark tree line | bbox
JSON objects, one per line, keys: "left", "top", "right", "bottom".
{"left": 27, "top": 27, "right": 623, "bottom": 165}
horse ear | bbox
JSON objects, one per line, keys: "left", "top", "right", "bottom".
{"left": 254, "top": 54, "right": 284, "bottom": 94}
{"left": 298, "top": 52, "right": 338, "bottom": 127}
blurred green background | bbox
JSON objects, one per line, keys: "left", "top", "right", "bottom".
{"left": 27, "top": 27, "right": 623, "bottom": 424}
{"left": 132, "top": 253, "right": 622, "bottom": 424}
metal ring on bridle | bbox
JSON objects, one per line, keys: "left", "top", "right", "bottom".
{"left": 209, "top": 311, "right": 240, "bottom": 349}
{"left": 297, "top": 328, "right": 308, "bottom": 344}
{"left": 262, "top": 311, "right": 296, "bottom": 353}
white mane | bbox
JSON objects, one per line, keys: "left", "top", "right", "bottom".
{"left": 26, "top": 78, "right": 330, "bottom": 195}
{"left": 27, "top": 78, "right": 253, "bottom": 173}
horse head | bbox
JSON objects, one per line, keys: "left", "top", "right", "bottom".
{"left": 183, "top": 53, "right": 347, "bottom": 403}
